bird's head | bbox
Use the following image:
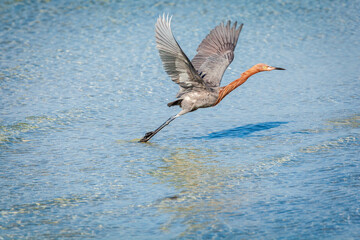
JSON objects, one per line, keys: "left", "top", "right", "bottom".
{"left": 255, "top": 63, "right": 285, "bottom": 72}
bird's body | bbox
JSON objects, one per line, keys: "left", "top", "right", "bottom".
{"left": 173, "top": 87, "right": 219, "bottom": 112}
{"left": 139, "top": 15, "right": 285, "bottom": 142}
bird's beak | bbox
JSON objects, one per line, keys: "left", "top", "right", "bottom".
{"left": 273, "top": 67, "right": 285, "bottom": 70}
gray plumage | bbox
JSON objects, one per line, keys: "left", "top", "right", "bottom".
{"left": 155, "top": 14, "right": 243, "bottom": 98}
{"left": 192, "top": 20, "right": 243, "bottom": 87}
{"left": 155, "top": 14, "right": 207, "bottom": 98}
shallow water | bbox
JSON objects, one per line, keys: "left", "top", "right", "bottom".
{"left": 1, "top": 0, "right": 360, "bottom": 239}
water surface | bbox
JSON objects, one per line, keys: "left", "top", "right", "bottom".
{"left": 1, "top": 0, "right": 360, "bottom": 239}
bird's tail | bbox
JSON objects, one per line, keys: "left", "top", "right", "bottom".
{"left": 167, "top": 99, "right": 182, "bottom": 107}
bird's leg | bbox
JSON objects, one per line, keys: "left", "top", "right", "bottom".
{"left": 139, "top": 115, "right": 177, "bottom": 142}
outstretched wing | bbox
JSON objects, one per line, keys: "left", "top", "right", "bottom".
{"left": 191, "top": 21, "right": 243, "bottom": 87}
{"left": 155, "top": 14, "right": 206, "bottom": 96}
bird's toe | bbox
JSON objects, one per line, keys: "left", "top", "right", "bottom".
{"left": 144, "top": 131, "right": 154, "bottom": 138}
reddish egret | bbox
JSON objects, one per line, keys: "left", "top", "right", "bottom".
{"left": 140, "top": 15, "right": 285, "bottom": 142}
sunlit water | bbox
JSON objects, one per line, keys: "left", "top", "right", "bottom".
{"left": 1, "top": 0, "right": 360, "bottom": 239}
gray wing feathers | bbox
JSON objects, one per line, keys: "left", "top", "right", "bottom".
{"left": 155, "top": 15, "right": 205, "bottom": 95}
{"left": 192, "top": 21, "right": 243, "bottom": 87}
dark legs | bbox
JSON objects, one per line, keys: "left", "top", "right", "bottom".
{"left": 139, "top": 115, "right": 177, "bottom": 142}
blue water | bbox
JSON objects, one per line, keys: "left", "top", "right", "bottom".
{"left": 1, "top": 0, "right": 359, "bottom": 239}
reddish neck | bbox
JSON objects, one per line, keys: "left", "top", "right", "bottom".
{"left": 213, "top": 66, "right": 261, "bottom": 106}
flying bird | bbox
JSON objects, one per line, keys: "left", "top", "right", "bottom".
{"left": 140, "top": 15, "right": 285, "bottom": 142}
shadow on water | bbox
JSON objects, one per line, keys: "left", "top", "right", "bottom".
{"left": 194, "top": 121, "right": 288, "bottom": 139}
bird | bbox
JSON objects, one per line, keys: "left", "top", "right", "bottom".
{"left": 139, "top": 14, "right": 285, "bottom": 143}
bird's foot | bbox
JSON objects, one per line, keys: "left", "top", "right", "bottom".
{"left": 144, "top": 131, "right": 154, "bottom": 138}
{"left": 139, "top": 131, "right": 154, "bottom": 142}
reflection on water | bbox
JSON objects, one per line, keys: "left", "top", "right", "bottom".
{"left": 151, "top": 147, "right": 226, "bottom": 202}
{"left": 150, "top": 147, "right": 234, "bottom": 235}
{"left": 148, "top": 145, "right": 291, "bottom": 237}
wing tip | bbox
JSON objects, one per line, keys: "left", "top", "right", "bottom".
{"left": 158, "top": 13, "right": 173, "bottom": 26}
{"left": 238, "top": 23, "right": 244, "bottom": 31}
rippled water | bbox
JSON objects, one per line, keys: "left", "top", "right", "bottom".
{"left": 1, "top": 0, "right": 359, "bottom": 239}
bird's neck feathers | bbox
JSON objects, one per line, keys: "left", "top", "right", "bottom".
{"left": 213, "top": 65, "right": 261, "bottom": 106}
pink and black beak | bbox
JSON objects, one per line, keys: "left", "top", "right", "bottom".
{"left": 273, "top": 67, "right": 286, "bottom": 70}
